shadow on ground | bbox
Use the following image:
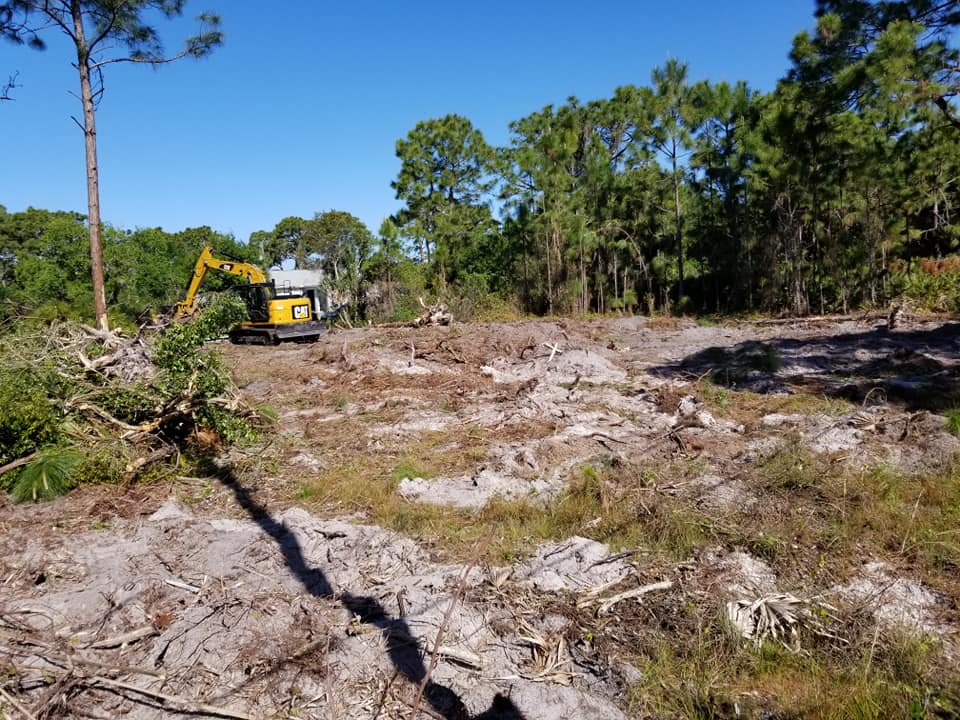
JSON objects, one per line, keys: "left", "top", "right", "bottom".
{"left": 217, "top": 469, "right": 525, "bottom": 720}
{"left": 651, "top": 322, "right": 960, "bottom": 411}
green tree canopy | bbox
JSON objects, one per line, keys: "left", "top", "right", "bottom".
{"left": 392, "top": 114, "right": 499, "bottom": 292}
{"left": 0, "top": 0, "right": 222, "bottom": 330}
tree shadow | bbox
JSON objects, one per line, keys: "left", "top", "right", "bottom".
{"left": 217, "top": 469, "right": 525, "bottom": 720}
{"left": 650, "top": 322, "right": 960, "bottom": 411}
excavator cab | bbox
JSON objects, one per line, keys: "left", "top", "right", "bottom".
{"left": 234, "top": 283, "right": 274, "bottom": 324}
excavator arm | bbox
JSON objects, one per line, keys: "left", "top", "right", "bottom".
{"left": 174, "top": 246, "right": 269, "bottom": 317}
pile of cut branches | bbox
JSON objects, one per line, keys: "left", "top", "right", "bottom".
{"left": 0, "top": 296, "right": 261, "bottom": 502}
{"left": 376, "top": 297, "right": 452, "bottom": 328}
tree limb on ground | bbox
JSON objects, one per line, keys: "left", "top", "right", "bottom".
{"left": 0, "top": 452, "right": 39, "bottom": 478}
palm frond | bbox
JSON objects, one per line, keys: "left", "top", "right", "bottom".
{"left": 11, "top": 449, "right": 83, "bottom": 503}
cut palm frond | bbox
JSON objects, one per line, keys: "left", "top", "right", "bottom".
{"left": 11, "top": 448, "right": 83, "bottom": 503}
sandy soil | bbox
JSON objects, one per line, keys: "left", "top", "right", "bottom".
{"left": 2, "top": 315, "right": 959, "bottom": 719}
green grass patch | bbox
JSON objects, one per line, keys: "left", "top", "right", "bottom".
{"left": 627, "top": 612, "right": 955, "bottom": 720}
{"left": 392, "top": 458, "right": 435, "bottom": 483}
{"left": 943, "top": 409, "right": 960, "bottom": 436}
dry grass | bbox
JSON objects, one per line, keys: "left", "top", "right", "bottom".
{"left": 624, "top": 619, "right": 956, "bottom": 720}
{"left": 215, "top": 322, "right": 960, "bottom": 719}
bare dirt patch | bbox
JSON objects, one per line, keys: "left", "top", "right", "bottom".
{"left": 3, "top": 315, "right": 960, "bottom": 718}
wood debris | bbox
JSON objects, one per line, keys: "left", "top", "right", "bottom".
{"left": 376, "top": 298, "right": 452, "bottom": 328}
{"left": 726, "top": 593, "right": 839, "bottom": 650}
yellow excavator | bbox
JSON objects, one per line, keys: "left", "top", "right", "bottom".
{"left": 175, "top": 246, "right": 326, "bottom": 344}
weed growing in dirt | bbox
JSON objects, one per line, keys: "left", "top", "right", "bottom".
{"left": 393, "top": 459, "right": 434, "bottom": 483}
{"left": 757, "top": 435, "right": 820, "bottom": 490}
{"left": 943, "top": 409, "right": 960, "bottom": 436}
{"left": 697, "top": 380, "right": 732, "bottom": 412}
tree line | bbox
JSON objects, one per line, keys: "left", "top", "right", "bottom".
{"left": 250, "top": 1, "right": 960, "bottom": 319}
{"left": 5, "top": 0, "right": 960, "bottom": 326}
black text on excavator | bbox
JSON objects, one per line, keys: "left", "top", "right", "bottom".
{"left": 175, "top": 246, "right": 326, "bottom": 344}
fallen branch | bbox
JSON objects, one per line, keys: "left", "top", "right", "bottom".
{"left": 577, "top": 579, "right": 673, "bottom": 614}
{"left": 90, "top": 676, "right": 258, "bottom": 720}
{"left": 89, "top": 624, "right": 159, "bottom": 649}
{"left": 596, "top": 580, "right": 673, "bottom": 615}
{"left": 68, "top": 402, "right": 161, "bottom": 436}
{"left": 124, "top": 445, "right": 175, "bottom": 479}
{"left": 0, "top": 452, "right": 39, "bottom": 478}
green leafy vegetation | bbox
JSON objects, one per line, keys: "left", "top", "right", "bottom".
{"left": 943, "top": 409, "right": 960, "bottom": 436}
{"left": 0, "top": 302, "right": 260, "bottom": 503}
{"left": 0, "top": 367, "right": 60, "bottom": 466}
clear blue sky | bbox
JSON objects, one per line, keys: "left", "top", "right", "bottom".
{"left": 1, "top": 1, "right": 816, "bottom": 244}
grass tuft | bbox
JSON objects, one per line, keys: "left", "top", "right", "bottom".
{"left": 943, "top": 409, "right": 960, "bottom": 436}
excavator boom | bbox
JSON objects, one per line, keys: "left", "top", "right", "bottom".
{"left": 175, "top": 246, "right": 269, "bottom": 317}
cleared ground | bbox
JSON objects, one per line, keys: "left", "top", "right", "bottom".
{"left": 2, "top": 315, "right": 960, "bottom": 719}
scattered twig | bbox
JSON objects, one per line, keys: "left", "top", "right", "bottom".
{"left": 164, "top": 578, "right": 201, "bottom": 594}
{"left": 90, "top": 676, "right": 258, "bottom": 720}
{"left": 409, "top": 529, "right": 493, "bottom": 718}
{"left": 596, "top": 580, "right": 673, "bottom": 615}
{"left": 372, "top": 669, "right": 400, "bottom": 720}
{"left": 541, "top": 342, "right": 563, "bottom": 363}
{"left": 395, "top": 692, "right": 446, "bottom": 720}
{"left": 89, "top": 624, "right": 159, "bottom": 649}
{"left": 0, "top": 685, "right": 37, "bottom": 720}
{"left": 588, "top": 549, "right": 642, "bottom": 569}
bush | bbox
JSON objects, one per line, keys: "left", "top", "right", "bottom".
{"left": 890, "top": 256, "right": 960, "bottom": 312}
{"left": 151, "top": 295, "right": 258, "bottom": 446}
{"left": 0, "top": 306, "right": 259, "bottom": 502}
{"left": 152, "top": 293, "right": 247, "bottom": 370}
{"left": 0, "top": 369, "right": 60, "bottom": 466}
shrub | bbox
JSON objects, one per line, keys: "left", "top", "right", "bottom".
{"left": 152, "top": 293, "right": 247, "bottom": 370}
{"left": 943, "top": 409, "right": 960, "bottom": 436}
{"left": 890, "top": 256, "right": 960, "bottom": 312}
{"left": 0, "top": 369, "right": 60, "bottom": 466}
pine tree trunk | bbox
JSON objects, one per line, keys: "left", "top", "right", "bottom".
{"left": 545, "top": 227, "right": 554, "bottom": 316}
{"left": 72, "top": 2, "right": 108, "bottom": 332}
{"left": 671, "top": 143, "right": 684, "bottom": 305}
{"left": 578, "top": 232, "right": 586, "bottom": 314}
